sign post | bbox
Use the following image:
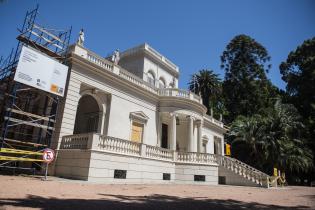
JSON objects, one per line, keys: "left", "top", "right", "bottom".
{"left": 42, "top": 148, "right": 55, "bottom": 180}
{"left": 14, "top": 46, "right": 68, "bottom": 97}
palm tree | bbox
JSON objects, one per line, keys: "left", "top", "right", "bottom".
{"left": 228, "top": 115, "right": 268, "bottom": 169}
{"left": 228, "top": 99, "right": 313, "bottom": 174}
{"left": 188, "top": 69, "right": 223, "bottom": 116}
{"left": 264, "top": 100, "right": 313, "bottom": 173}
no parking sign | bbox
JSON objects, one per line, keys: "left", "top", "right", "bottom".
{"left": 43, "top": 148, "right": 55, "bottom": 163}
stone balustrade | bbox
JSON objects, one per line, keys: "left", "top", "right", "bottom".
{"left": 98, "top": 135, "right": 141, "bottom": 156}
{"left": 145, "top": 144, "right": 174, "bottom": 161}
{"left": 204, "top": 115, "right": 224, "bottom": 128}
{"left": 60, "top": 133, "right": 269, "bottom": 187}
{"left": 60, "top": 133, "right": 216, "bottom": 165}
{"left": 86, "top": 50, "right": 114, "bottom": 72}
{"left": 217, "top": 155, "right": 269, "bottom": 186}
{"left": 158, "top": 88, "right": 202, "bottom": 103}
{"left": 119, "top": 68, "right": 158, "bottom": 94}
{"left": 59, "top": 133, "right": 91, "bottom": 149}
{"left": 177, "top": 151, "right": 217, "bottom": 165}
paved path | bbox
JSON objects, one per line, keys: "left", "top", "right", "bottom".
{"left": 0, "top": 175, "right": 314, "bottom": 210}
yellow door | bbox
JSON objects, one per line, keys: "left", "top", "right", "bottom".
{"left": 131, "top": 122, "right": 143, "bottom": 143}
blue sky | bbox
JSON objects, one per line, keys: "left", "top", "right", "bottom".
{"left": 1, "top": 0, "right": 314, "bottom": 90}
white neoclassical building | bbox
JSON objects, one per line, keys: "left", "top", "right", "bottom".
{"left": 51, "top": 43, "right": 269, "bottom": 187}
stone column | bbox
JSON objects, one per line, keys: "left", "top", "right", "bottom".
{"left": 170, "top": 113, "right": 177, "bottom": 150}
{"left": 187, "top": 116, "right": 194, "bottom": 152}
{"left": 196, "top": 120, "right": 203, "bottom": 153}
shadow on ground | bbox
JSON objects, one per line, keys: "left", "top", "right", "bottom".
{"left": 0, "top": 194, "right": 311, "bottom": 210}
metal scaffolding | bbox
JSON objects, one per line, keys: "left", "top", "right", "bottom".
{"left": 0, "top": 5, "right": 72, "bottom": 174}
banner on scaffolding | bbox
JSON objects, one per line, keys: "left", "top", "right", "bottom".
{"left": 14, "top": 46, "right": 68, "bottom": 97}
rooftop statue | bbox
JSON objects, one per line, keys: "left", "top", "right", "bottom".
{"left": 111, "top": 49, "right": 120, "bottom": 65}
{"left": 77, "top": 29, "right": 85, "bottom": 46}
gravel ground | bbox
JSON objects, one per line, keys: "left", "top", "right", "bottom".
{"left": 0, "top": 175, "right": 314, "bottom": 210}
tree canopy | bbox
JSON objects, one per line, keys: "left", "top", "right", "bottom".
{"left": 221, "top": 34, "right": 276, "bottom": 123}
{"left": 188, "top": 34, "right": 314, "bottom": 183}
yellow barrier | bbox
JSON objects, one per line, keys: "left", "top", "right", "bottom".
{"left": 0, "top": 148, "right": 43, "bottom": 156}
{"left": 225, "top": 144, "right": 231, "bottom": 156}
{"left": 0, "top": 155, "right": 44, "bottom": 162}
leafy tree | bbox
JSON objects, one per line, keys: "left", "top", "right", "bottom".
{"left": 188, "top": 69, "right": 224, "bottom": 117}
{"left": 221, "top": 34, "right": 275, "bottom": 123}
{"left": 280, "top": 36, "right": 315, "bottom": 182}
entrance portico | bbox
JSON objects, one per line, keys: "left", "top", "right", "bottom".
{"left": 159, "top": 112, "right": 203, "bottom": 153}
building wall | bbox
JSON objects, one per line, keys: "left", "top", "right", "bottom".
{"left": 119, "top": 54, "right": 144, "bottom": 78}
{"left": 55, "top": 149, "right": 218, "bottom": 185}
{"left": 175, "top": 164, "right": 218, "bottom": 185}
{"left": 87, "top": 151, "right": 175, "bottom": 183}
{"left": 51, "top": 71, "right": 81, "bottom": 150}
{"left": 55, "top": 150, "right": 91, "bottom": 180}
{"left": 107, "top": 94, "right": 158, "bottom": 145}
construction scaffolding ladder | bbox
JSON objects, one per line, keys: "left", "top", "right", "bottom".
{"left": 0, "top": 5, "right": 72, "bottom": 175}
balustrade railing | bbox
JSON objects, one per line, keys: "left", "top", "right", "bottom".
{"left": 204, "top": 115, "right": 224, "bottom": 128}
{"left": 119, "top": 68, "right": 158, "bottom": 93}
{"left": 145, "top": 145, "right": 173, "bottom": 161}
{"left": 86, "top": 51, "right": 114, "bottom": 72}
{"left": 177, "top": 152, "right": 217, "bottom": 165}
{"left": 60, "top": 133, "right": 90, "bottom": 149}
{"left": 60, "top": 134, "right": 217, "bottom": 165}
{"left": 158, "top": 88, "right": 201, "bottom": 103}
{"left": 99, "top": 135, "right": 141, "bottom": 156}
{"left": 60, "top": 133, "right": 268, "bottom": 187}
{"left": 217, "top": 155, "right": 269, "bottom": 186}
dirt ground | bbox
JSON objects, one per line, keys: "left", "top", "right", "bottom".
{"left": 0, "top": 175, "right": 314, "bottom": 210}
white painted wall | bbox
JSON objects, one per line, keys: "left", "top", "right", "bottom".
{"left": 107, "top": 94, "right": 158, "bottom": 145}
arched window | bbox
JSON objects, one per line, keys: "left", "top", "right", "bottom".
{"left": 73, "top": 95, "right": 100, "bottom": 134}
{"left": 158, "top": 77, "right": 166, "bottom": 89}
{"left": 147, "top": 71, "right": 155, "bottom": 87}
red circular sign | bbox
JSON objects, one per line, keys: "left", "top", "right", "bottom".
{"left": 43, "top": 148, "right": 55, "bottom": 163}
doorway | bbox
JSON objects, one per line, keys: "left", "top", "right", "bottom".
{"left": 161, "top": 123, "right": 168, "bottom": 149}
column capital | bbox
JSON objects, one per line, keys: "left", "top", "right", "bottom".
{"left": 170, "top": 112, "right": 178, "bottom": 117}
{"left": 186, "top": 115, "right": 195, "bottom": 121}
{"left": 195, "top": 119, "right": 203, "bottom": 126}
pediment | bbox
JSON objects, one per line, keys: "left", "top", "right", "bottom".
{"left": 130, "top": 111, "right": 149, "bottom": 123}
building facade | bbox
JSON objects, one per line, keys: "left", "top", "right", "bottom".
{"left": 51, "top": 43, "right": 268, "bottom": 187}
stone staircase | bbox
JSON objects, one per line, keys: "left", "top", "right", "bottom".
{"left": 217, "top": 155, "right": 269, "bottom": 188}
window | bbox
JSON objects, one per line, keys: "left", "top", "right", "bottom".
{"left": 159, "top": 77, "right": 166, "bottom": 89}
{"left": 147, "top": 71, "right": 155, "bottom": 87}
{"left": 131, "top": 122, "right": 144, "bottom": 143}
{"left": 194, "top": 175, "right": 206, "bottom": 182}
{"left": 114, "top": 170, "right": 127, "bottom": 179}
{"left": 163, "top": 173, "right": 171, "bottom": 180}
